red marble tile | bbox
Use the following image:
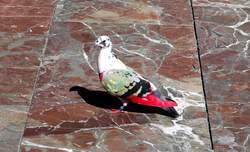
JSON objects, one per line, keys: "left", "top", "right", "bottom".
{"left": 193, "top": 0, "right": 250, "bottom": 6}
{"left": 159, "top": 53, "right": 200, "bottom": 81}
{"left": 19, "top": 0, "right": 212, "bottom": 151}
{"left": 0, "top": 6, "right": 54, "bottom": 17}
{"left": 222, "top": 113, "right": 250, "bottom": 128}
{"left": 213, "top": 144, "right": 231, "bottom": 151}
{"left": 55, "top": 0, "right": 193, "bottom": 25}
{"left": 0, "top": 36, "right": 46, "bottom": 105}
{"left": 193, "top": 1, "right": 250, "bottom": 151}
{"left": 49, "top": 22, "right": 92, "bottom": 35}
{"left": 104, "top": 131, "right": 130, "bottom": 152}
{"left": 0, "top": 68, "right": 38, "bottom": 105}
{"left": 71, "top": 132, "right": 96, "bottom": 149}
{"left": 211, "top": 126, "right": 250, "bottom": 151}
{"left": 22, "top": 125, "right": 156, "bottom": 152}
{"left": 0, "top": 0, "right": 56, "bottom": 7}
{"left": 47, "top": 22, "right": 174, "bottom": 76}
{"left": 0, "top": 36, "right": 46, "bottom": 53}
{"left": 21, "top": 19, "right": 211, "bottom": 150}
{"left": 201, "top": 49, "right": 238, "bottom": 71}
{"left": 195, "top": 22, "right": 237, "bottom": 51}
{"left": 194, "top": 6, "right": 241, "bottom": 26}
{"left": 238, "top": 21, "right": 250, "bottom": 34}
{"left": 152, "top": 0, "right": 193, "bottom": 25}
{"left": 228, "top": 128, "right": 250, "bottom": 146}
{"left": 0, "top": 105, "right": 29, "bottom": 152}
{"left": 208, "top": 103, "right": 250, "bottom": 133}
{"left": 21, "top": 130, "right": 97, "bottom": 151}
{"left": 208, "top": 103, "right": 243, "bottom": 114}
{"left": 20, "top": 49, "right": 151, "bottom": 137}
{"left": 0, "top": 53, "right": 40, "bottom": 67}
{"left": 98, "top": 125, "right": 168, "bottom": 152}
{"left": 0, "top": 17, "right": 51, "bottom": 35}
{"left": 0, "top": 1, "right": 55, "bottom": 152}
{"left": 23, "top": 102, "right": 152, "bottom": 136}
{"left": 183, "top": 106, "right": 207, "bottom": 120}
{"left": 21, "top": 147, "right": 64, "bottom": 152}
{"left": 152, "top": 26, "right": 200, "bottom": 81}
{"left": 0, "top": 94, "right": 30, "bottom": 105}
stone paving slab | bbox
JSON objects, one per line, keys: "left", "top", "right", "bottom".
{"left": 0, "top": 105, "right": 29, "bottom": 152}
{"left": 193, "top": 0, "right": 250, "bottom": 151}
{"left": 2, "top": 0, "right": 249, "bottom": 152}
{"left": 0, "top": 0, "right": 55, "bottom": 152}
{"left": 54, "top": 0, "right": 193, "bottom": 25}
{"left": 0, "top": 34, "right": 47, "bottom": 151}
{"left": 19, "top": 0, "right": 212, "bottom": 152}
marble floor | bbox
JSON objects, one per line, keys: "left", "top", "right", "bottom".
{"left": 0, "top": 0, "right": 249, "bottom": 152}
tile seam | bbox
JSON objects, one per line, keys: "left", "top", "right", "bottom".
{"left": 16, "top": 6, "right": 57, "bottom": 152}
{"left": 189, "top": 0, "right": 214, "bottom": 150}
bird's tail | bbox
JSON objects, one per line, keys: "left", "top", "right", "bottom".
{"left": 153, "top": 90, "right": 179, "bottom": 118}
{"left": 161, "top": 107, "right": 179, "bottom": 118}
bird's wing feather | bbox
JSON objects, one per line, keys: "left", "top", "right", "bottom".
{"left": 101, "top": 69, "right": 177, "bottom": 107}
{"left": 101, "top": 69, "right": 146, "bottom": 97}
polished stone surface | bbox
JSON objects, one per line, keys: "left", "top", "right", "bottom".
{"left": 0, "top": 0, "right": 249, "bottom": 152}
{"left": 19, "top": 0, "right": 211, "bottom": 151}
{"left": 0, "top": 0, "right": 55, "bottom": 151}
{"left": 193, "top": 0, "right": 250, "bottom": 151}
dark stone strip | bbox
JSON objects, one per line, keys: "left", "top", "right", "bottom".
{"left": 189, "top": 0, "right": 214, "bottom": 150}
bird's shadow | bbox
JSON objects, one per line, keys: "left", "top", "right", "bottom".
{"left": 69, "top": 86, "right": 177, "bottom": 117}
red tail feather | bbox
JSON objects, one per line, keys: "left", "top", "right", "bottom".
{"left": 126, "top": 93, "right": 177, "bottom": 108}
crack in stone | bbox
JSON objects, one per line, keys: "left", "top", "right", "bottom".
{"left": 189, "top": 0, "right": 214, "bottom": 149}
{"left": 81, "top": 44, "right": 96, "bottom": 73}
{"left": 243, "top": 134, "right": 250, "bottom": 148}
{"left": 22, "top": 140, "right": 76, "bottom": 152}
{"left": 151, "top": 121, "right": 205, "bottom": 146}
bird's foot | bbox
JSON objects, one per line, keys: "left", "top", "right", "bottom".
{"left": 111, "top": 103, "right": 128, "bottom": 113}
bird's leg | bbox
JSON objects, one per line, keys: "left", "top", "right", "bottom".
{"left": 119, "top": 102, "right": 128, "bottom": 111}
{"left": 111, "top": 99, "right": 128, "bottom": 113}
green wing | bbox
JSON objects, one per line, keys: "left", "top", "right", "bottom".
{"left": 101, "top": 69, "right": 140, "bottom": 96}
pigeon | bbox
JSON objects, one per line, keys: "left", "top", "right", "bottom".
{"left": 95, "top": 35, "right": 179, "bottom": 117}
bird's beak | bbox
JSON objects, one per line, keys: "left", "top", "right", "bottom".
{"left": 94, "top": 43, "right": 103, "bottom": 49}
{"left": 100, "top": 41, "right": 106, "bottom": 47}
{"left": 94, "top": 41, "right": 105, "bottom": 49}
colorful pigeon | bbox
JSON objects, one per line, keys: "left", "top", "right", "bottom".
{"left": 95, "top": 35, "right": 179, "bottom": 117}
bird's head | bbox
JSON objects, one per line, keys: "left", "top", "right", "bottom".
{"left": 95, "top": 35, "right": 112, "bottom": 49}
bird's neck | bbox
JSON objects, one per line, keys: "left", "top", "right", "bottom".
{"left": 98, "top": 47, "right": 114, "bottom": 73}
{"left": 98, "top": 47, "right": 126, "bottom": 74}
